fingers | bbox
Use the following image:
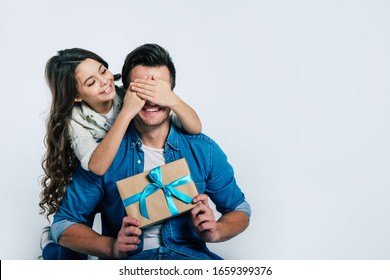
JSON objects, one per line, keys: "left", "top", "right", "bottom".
{"left": 136, "top": 92, "right": 154, "bottom": 103}
{"left": 129, "top": 82, "right": 155, "bottom": 102}
{"left": 191, "top": 195, "right": 215, "bottom": 229}
{"left": 192, "top": 210, "right": 214, "bottom": 230}
{"left": 134, "top": 76, "right": 165, "bottom": 85}
{"left": 129, "top": 77, "right": 174, "bottom": 107}
{"left": 124, "top": 87, "right": 143, "bottom": 101}
{"left": 190, "top": 196, "right": 219, "bottom": 242}
{"left": 191, "top": 194, "right": 212, "bottom": 224}
{"left": 130, "top": 83, "right": 155, "bottom": 95}
{"left": 192, "top": 194, "right": 210, "bottom": 207}
{"left": 191, "top": 202, "right": 212, "bottom": 222}
{"left": 119, "top": 216, "right": 142, "bottom": 243}
{"left": 129, "top": 78, "right": 169, "bottom": 94}
{"left": 122, "top": 216, "right": 141, "bottom": 231}
{"left": 122, "top": 90, "right": 145, "bottom": 114}
{"left": 193, "top": 219, "right": 217, "bottom": 232}
{"left": 116, "top": 235, "right": 141, "bottom": 251}
{"left": 114, "top": 237, "right": 139, "bottom": 259}
{"left": 114, "top": 217, "right": 142, "bottom": 258}
{"left": 130, "top": 79, "right": 158, "bottom": 91}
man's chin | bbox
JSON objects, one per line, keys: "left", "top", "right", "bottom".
{"left": 135, "top": 115, "right": 170, "bottom": 129}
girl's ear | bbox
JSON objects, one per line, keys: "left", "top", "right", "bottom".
{"left": 74, "top": 96, "right": 82, "bottom": 102}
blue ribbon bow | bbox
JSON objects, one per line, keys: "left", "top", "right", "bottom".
{"left": 122, "top": 166, "right": 194, "bottom": 220}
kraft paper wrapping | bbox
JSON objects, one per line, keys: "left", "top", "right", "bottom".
{"left": 116, "top": 158, "right": 198, "bottom": 228}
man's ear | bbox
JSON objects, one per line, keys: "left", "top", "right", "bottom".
{"left": 74, "top": 96, "right": 82, "bottom": 102}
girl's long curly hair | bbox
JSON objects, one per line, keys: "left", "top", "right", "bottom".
{"left": 39, "top": 48, "right": 115, "bottom": 218}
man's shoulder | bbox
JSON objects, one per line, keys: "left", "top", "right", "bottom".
{"left": 175, "top": 129, "right": 215, "bottom": 146}
{"left": 183, "top": 132, "right": 212, "bottom": 141}
{"left": 173, "top": 130, "right": 223, "bottom": 156}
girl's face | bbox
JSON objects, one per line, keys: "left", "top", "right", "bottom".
{"left": 75, "top": 58, "right": 116, "bottom": 114}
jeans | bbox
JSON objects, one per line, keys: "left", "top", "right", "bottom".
{"left": 42, "top": 242, "right": 88, "bottom": 260}
{"left": 42, "top": 243, "right": 212, "bottom": 260}
{"left": 128, "top": 246, "right": 210, "bottom": 260}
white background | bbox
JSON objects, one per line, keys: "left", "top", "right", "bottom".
{"left": 1, "top": 0, "right": 389, "bottom": 260}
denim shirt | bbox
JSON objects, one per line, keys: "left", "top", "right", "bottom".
{"left": 53, "top": 122, "right": 248, "bottom": 260}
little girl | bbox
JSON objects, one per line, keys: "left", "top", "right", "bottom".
{"left": 39, "top": 47, "right": 201, "bottom": 219}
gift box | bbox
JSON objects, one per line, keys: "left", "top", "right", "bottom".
{"left": 116, "top": 158, "right": 198, "bottom": 228}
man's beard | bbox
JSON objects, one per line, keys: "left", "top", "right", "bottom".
{"left": 134, "top": 112, "right": 170, "bottom": 129}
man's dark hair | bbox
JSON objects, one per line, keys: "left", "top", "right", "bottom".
{"left": 121, "top": 43, "right": 176, "bottom": 90}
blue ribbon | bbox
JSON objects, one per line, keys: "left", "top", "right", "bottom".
{"left": 122, "top": 166, "right": 194, "bottom": 220}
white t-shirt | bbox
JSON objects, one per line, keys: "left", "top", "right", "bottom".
{"left": 99, "top": 106, "right": 115, "bottom": 127}
{"left": 141, "top": 144, "right": 165, "bottom": 250}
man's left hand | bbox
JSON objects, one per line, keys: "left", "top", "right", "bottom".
{"left": 190, "top": 194, "right": 220, "bottom": 242}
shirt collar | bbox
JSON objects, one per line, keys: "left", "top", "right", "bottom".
{"left": 129, "top": 122, "right": 142, "bottom": 150}
{"left": 165, "top": 124, "right": 180, "bottom": 151}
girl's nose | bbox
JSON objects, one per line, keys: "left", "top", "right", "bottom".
{"left": 100, "top": 77, "right": 108, "bottom": 86}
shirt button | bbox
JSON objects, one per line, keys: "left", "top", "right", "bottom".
{"left": 137, "top": 160, "right": 141, "bottom": 164}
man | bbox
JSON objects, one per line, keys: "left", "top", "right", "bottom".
{"left": 52, "top": 44, "right": 251, "bottom": 260}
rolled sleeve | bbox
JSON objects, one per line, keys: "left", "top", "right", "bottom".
{"left": 234, "top": 200, "right": 252, "bottom": 219}
{"left": 51, "top": 220, "right": 76, "bottom": 243}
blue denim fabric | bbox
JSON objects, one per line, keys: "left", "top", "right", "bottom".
{"left": 42, "top": 242, "right": 88, "bottom": 260}
{"left": 53, "top": 122, "right": 246, "bottom": 260}
{"left": 128, "top": 246, "right": 219, "bottom": 260}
